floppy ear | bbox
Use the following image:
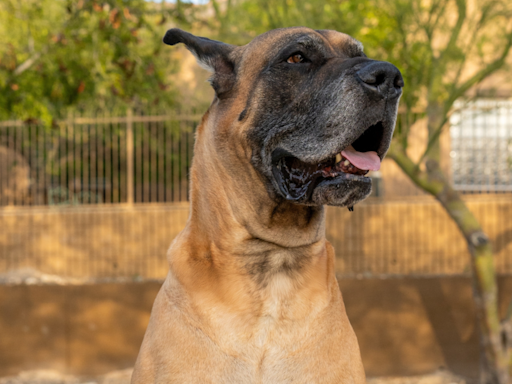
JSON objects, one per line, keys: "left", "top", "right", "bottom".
{"left": 163, "top": 28, "right": 236, "bottom": 96}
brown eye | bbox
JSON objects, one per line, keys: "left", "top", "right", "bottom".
{"left": 287, "top": 54, "right": 304, "bottom": 64}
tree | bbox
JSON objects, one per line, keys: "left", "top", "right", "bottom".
{"left": 364, "top": 2, "right": 512, "bottom": 382}
{"left": 206, "top": 0, "right": 512, "bottom": 381}
{"left": 0, "top": 0, "right": 195, "bottom": 125}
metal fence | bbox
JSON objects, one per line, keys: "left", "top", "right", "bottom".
{"left": 2, "top": 100, "right": 512, "bottom": 207}
{"left": 450, "top": 99, "right": 512, "bottom": 193}
{"left": 1, "top": 102, "right": 512, "bottom": 278}
{"left": 0, "top": 110, "right": 199, "bottom": 206}
{"left": 1, "top": 196, "right": 511, "bottom": 279}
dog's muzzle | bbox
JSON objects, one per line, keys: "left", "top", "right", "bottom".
{"left": 271, "top": 121, "right": 387, "bottom": 203}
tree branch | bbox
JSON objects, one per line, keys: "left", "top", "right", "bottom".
{"left": 386, "top": 141, "right": 444, "bottom": 196}
{"left": 446, "top": 2, "right": 495, "bottom": 96}
{"left": 445, "top": 29, "right": 512, "bottom": 107}
{"left": 427, "top": 0, "right": 466, "bottom": 100}
{"left": 506, "top": 298, "right": 512, "bottom": 323}
{"left": 13, "top": 51, "right": 41, "bottom": 75}
{"left": 394, "top": 111, "right": 425, "bottom": 152}
{"left": 441, "top": 0, "right": 466, "bottom": 59}
{"left": 437, "top": 0, "right": 466, "bottom": 65}
{"left": 424, "top": 0, "right": 449, "bottom": 41}
{"left": 417, "top": 27, "right": 512, "bottom": 164}
{"left": 211, "top": 0, "right": 222, "bottom": 21}
{"left": 416, "top": 113, "right": 450, "bottom": 166}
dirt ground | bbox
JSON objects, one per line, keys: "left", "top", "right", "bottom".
{"left": 0, "top": 369, "right": 469, "bottom": 384}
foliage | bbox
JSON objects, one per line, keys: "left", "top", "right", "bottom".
{"left": 0, "top": 0, "right": 197, "bottom": 125}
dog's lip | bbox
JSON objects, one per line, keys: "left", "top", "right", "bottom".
{"left": 271, "top": 146, "right": 373, "bottom": 169}
{"left": 270, "top": 120, "right": 388, "bottom": 202}
{"left": 311, "top": 174, "right": 372, "bottom": 207}
{"left": 270, "top": 145, "right": 380, "bottom": 173}
{"left": 271, "top": 121, "right": 387, "bottom": 168}
{"left": 271, "top": 150, "right": 373, "bottom": 202}
{"left": 315, "top": 172, "right": 371, "bottom": 187}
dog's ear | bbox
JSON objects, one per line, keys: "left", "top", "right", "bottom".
{"left": 163, "top": 28, "right": 236, "bottom": 96}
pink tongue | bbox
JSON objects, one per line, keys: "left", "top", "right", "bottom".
{"left": 341, "top": 145, "right": 381, "bottom": 171}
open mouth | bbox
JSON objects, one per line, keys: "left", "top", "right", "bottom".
{"left": 271, "top": 122, "right": 384, "bottom": 202}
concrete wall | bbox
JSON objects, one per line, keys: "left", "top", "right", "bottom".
{"left": 2, "top": 198, "right": 512, "bottom": 377}
{"left": 1, "top": 276, "right": 511, "bottom": 379}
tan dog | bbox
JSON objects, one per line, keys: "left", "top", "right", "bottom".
{"left": 132, "top": 27, "right": 402, "bottom": 383}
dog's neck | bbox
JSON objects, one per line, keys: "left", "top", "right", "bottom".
{"left": 167, "top": 113, "right": 333, "bottom": 322}
{"left": 188, "top": 112, "right": 326, "bottom": 253}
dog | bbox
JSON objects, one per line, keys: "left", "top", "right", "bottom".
{"left": 132, "top": 27, "right": 402, "bottom": 383}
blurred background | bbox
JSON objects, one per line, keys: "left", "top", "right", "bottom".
{"left": 1, "top": 0, "right": 512, "bottom": 383}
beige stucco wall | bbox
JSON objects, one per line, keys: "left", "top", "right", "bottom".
{"left": 1, "top": 197, "right": 511, "bottom": 278}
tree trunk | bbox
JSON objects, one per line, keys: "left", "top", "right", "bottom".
{"left": 388, "top": 144, "right": 510, "bottom": 383}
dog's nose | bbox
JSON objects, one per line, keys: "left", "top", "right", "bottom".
{"left": 356, "top": 61, "right": 403, "bottom": 99}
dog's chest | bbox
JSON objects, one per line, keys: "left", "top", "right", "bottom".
{"left": 234, "top": 274, "right": 320, "bottom": 363}
{"left": 260, "top": 272, "right": 296, "bottom": 318}
{"left": 134, "top": 274, "right": 363, "bottom": 383}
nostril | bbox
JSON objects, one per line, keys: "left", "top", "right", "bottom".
{"left": 358, "top": 70, "right": 386, "bottom": 86}
{"left": 374, "top": 73, "right": 386, "bottom": 86}
{"left": 394, "top": 74, "right": 404, "bottom": 88}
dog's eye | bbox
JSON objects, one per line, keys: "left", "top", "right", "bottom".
{"left": 287, "top": 54, "right": 305, "bottom": 64}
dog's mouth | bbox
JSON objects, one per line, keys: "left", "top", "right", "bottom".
{"left": 271, "top": 122, "right": 385, "bottom": 202}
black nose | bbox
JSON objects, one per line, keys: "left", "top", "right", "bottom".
{"left": 356, "top": 61, "right": 403, "bottom": 99}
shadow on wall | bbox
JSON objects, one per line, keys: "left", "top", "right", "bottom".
{"left": 341, "top": 277, "right": 477, "bottom": 378}
{"left": 0, "top": 283, "right": 160, "bottom": 376}
{"left": 1, "top": 277, "right": 512, "bottom": 378}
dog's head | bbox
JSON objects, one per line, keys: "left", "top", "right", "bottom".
{"left": 164, "top": 27, "right": 402, "bottom": 208}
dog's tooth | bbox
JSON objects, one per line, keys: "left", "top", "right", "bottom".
{"left": 343, "top": 160, "right": 350, "bottom": 166}
{"left": 335, "top": 153, "right": 342, "bottom": 164}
